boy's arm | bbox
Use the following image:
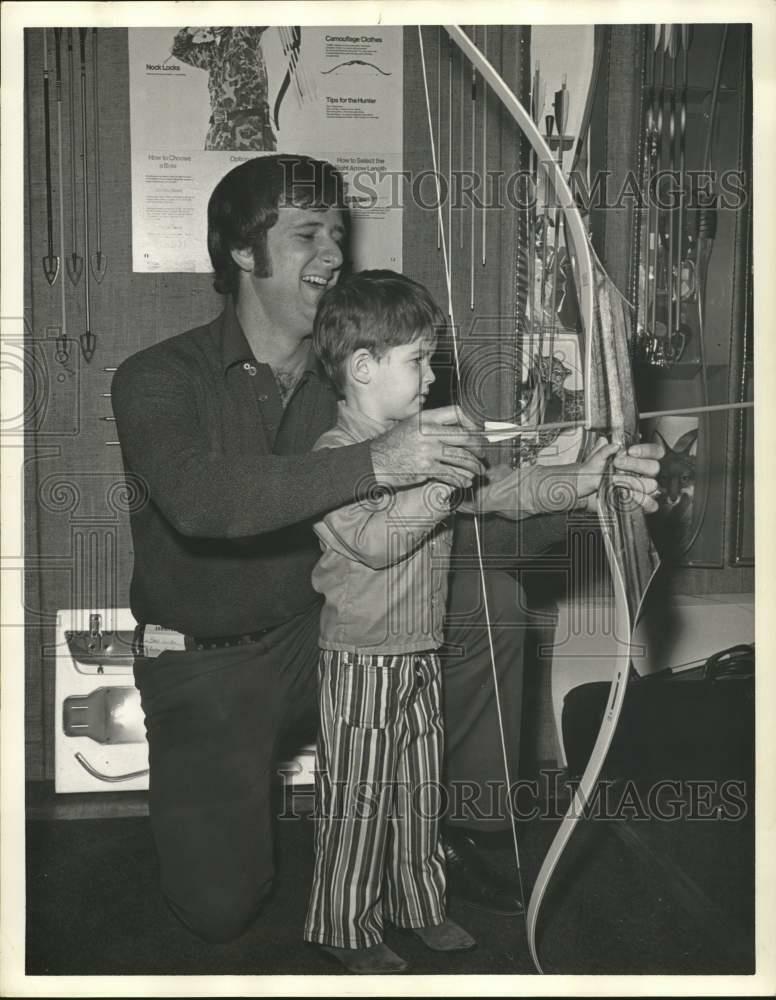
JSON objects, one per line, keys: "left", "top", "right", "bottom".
{"left": 458, "top": 463, "right": 587, "bottom": 520}
{"left": 315, "top": 459, "right": 451, "bottom": 570}
{"left": 460, "top": 438, "right": 624, "bottom": 520}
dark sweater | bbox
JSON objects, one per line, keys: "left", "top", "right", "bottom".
{"left": 111, "top": 302, "right": 373, "bottom": 636}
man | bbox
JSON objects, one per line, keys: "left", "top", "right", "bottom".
{"left": 113, "top": 155, "right": 661, "bottom": 949}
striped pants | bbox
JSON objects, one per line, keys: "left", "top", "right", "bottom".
{"left": 304, "top": 649, "right": 446, "bottom": 948}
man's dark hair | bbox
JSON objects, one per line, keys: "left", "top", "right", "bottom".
{"left": 313, "top": 269, "right": 446, "bottom": 395}
{"left": 207, "top": 155, "right": 347, "bottom": 297}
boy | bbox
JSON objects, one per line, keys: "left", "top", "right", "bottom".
{"left": 303, "top": 270, "right": 620, "bottom": 973}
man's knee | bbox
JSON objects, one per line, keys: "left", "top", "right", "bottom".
{"left": 166, "top": 880, "right": 272, "bottom": 943}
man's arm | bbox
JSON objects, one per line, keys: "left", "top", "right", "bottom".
{"left": 112, "top": 353, "right": 374, "bottom": 539}
{"left": 370, "top": 406, "right": 487, "bottom": 491}
{"left": 113, "top": 349, "right": 491, "bottom": 540}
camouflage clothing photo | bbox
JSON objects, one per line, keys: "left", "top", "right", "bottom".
{"left": 172, "top": 27, "right": 277, "bottom": 151}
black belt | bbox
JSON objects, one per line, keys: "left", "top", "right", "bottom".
{"left": 190, "top": 625, "right": 280, "bottom": 651}
{"left": 134, "top": 623, "right": 280, "bottom": 657}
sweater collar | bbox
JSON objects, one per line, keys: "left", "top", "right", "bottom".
{"left": 219, "top": 298, "right": 321, "bottom": 379}
{"left": 220, "top": 298, "right": 253, "bottom": 372}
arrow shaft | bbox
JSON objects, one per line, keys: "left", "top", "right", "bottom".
{"left": 481, "top": 26, "right": 487, "bottom": 265}
{"left": 650, "top": 34, "right": 665, "bottom": 337}
{"left": 527, "top": 61, "right": 543, "bottom": 387}
{"left": 548, "top": 83, "right": 567, "bottom": 362}
{"left": 643, "top": 31, "right": 658, "bottom": 337}
{"left": 675, "top": 39, "right": 687, "bottom": 341}
{"left": 447, "top": 38, "right": 453, "bottom": 273}
{"left": 67, "top": 29, "right": 78, "bottom": 255}
{"left": 667, "top": 53, "right": 676, "bottom": 344}
{"left": 459, "top": 44, "right": 465, "bottom": 250}
{"left": 91, "top": 29, "right": 102, "bottom": 253}
{"left": 42, "top": 30, "right": 55, "bottom": 259}
{"left": 437, "top": 28, "right": 442, "bottom": 251}
{"left": 640, "top": 400, "right": 753, "bottom": 420}
{"left": 470, "top": 46, "right": 476, "bottom": 309}
{"left": 484, "top": 400, "right": 754, "bottom": 441}
{"left": 79, "top": 29, "right": 93, "bottom": 358}
{"left": 55, "top": 29, "right": 67, "bottom": 336}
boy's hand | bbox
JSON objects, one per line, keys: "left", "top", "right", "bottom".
{"left": 576, "top": 436, "right": 662, "bottom": 514}
{"left": 575, "top": 437, "right": 621, "bottom": 502}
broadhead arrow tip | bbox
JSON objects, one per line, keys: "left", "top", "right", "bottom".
{"left": 43, "top": 257, "right": 60, "bottom": 286}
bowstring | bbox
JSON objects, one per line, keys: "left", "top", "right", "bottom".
{"left": 417, "top": 26, "right": 527, "bottom": 913}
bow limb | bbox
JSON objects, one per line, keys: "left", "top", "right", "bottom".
{"left": 444, "top": 26, "right": 660, "bottom": 973}
{"left": 273, "top": 26, "right": 301, "bottom": 131}
{"left": 525, "top": 269, "right": 660, "bottom": 973}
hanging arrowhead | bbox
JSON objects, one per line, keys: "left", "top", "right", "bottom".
{"left": 66, "top": 253, "right": 83, "bottom": 285}
{"left": 90, "top": 252, "right": 107, "bottom": 284}
{"left": 80, "top": 331, "right": 96, "bottom": 363}
{"left": 43, "top": 255, "right": 60, "bottom": 286}
{"left": 667, "top": 26, "right": 679, "bottom": 59}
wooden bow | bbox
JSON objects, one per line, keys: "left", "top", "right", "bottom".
{"left": 439, "top": 26, "right": 661, "bottom": 972}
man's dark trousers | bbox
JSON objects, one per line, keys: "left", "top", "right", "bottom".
{"left": 134, "top": 569, "right": 526, "bottom": 943}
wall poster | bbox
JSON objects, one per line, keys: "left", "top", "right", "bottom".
{"left": 128, "top": 26, "right": 403, "bottom": 272}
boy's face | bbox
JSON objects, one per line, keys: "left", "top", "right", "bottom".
{"left": 369, "top": 334, "right": 437, "bottom": 422}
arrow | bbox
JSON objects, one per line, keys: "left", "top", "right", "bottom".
{"left": 42, "top": 29, "right": 59, "bottom": 285}
{"left": 78, "top": 29, "right": 96, "bottom": 362}
{"left": 53, "top": 30, "right": 69, "bottom": 357}
{"left": 65, "top": 29, "right": 83, "bottom": 285}
{"left": 90, "top": 28, "right": 107, "bottom": 282}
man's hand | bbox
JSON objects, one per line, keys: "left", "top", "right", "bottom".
{"left": 370, "top": 406, "right": 487, "bottom": 491}
{"left": 581, "top": 438, "right": 663, "bottom": 515}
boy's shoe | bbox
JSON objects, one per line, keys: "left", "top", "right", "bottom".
{"left": 412, "top": 918, "right": 477, "bottom": 952}
{"left": 320, "top": 941, "right": 409, "bottom": 973}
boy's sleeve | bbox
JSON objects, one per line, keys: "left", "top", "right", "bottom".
{"left": 459, "top": 462, "right": 584, "bottom": 520}
{"left": 313, "top": 451, "right": 450, "bottom": 570}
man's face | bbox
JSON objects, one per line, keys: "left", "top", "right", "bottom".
{"left": 369, "top": 334, "right": 437, "bottom": 423}
{"left": 252, "top": 205, "right": 345, "bottom": 339}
